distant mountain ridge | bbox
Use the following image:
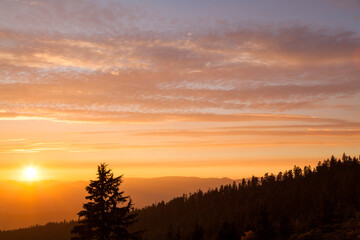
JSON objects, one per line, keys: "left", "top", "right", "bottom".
{"left": 0, "top": 154, "right": 358, "bottom": 240}
{"left": 0, "top": 176, "right": 236, "bottom": 230}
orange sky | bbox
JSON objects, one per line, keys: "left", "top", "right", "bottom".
{"left": 1, "top": 116, "right": 359, "bottom": 181}
{"left": 0, "top": 0, "right": 359, "bottom": 181}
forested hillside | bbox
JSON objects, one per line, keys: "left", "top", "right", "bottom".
{"left": 0, "top": 176, "right": 235, "bottom": 230}
{"left": 135, "top": 154, "right": 359, "bottom": 240}
{"left": 0, "top": 154, "right": 359, "bottom": 240}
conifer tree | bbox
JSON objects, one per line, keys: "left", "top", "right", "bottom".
{"left": 71, "top": 163, "right": 140, "bottom": 240}
{"left": 255, "top": 205, "right": 275, "bottom": 240}
{"left": 191, "top": 222, "right": 204, "bottom": 240}
{"left": 216, "top": 221, "right": 239, "bottom": 240}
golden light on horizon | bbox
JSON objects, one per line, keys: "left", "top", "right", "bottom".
{"left": 23, "top": 167, "right": 38, "bottom": 181}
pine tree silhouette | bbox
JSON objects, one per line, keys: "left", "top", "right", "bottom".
{"left": 255, "top": 204, "right": 275, "bottom": 240}
{"left": 216, "top": 221, "right": 239, "bottom": 240}
{"left": 191, "top": 222, "right": 204, "bottom": 240}
{"left": 71, "top": 163, "right": 141, "bottom": 240}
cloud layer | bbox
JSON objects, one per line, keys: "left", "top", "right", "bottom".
{"left": 0, "top": 0, "right": 359, "bottom": 181}
{"left": 0, "top": 0, "right": 359, "bottom": 123}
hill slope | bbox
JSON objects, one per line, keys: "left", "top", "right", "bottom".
{"left": 0, "top": 154, "right": 359, "bottom": 240}
{"left": 0, "top": 177, "right": 235, "bottom": 230}
{"left": 135, "top": 154, "right": 359, "bottom": 239}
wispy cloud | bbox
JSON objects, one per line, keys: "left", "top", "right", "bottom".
{"left": 0, "top": 22, "right": 359, "bottom": 122}
{"left": 0, "top": 138, "right": 359, "bottom": 155}
{"left": 0, "top": 0, "right": 359, "bottom": 179}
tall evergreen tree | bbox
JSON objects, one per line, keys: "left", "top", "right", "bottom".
{"left": 255, "top": 205, "right": 275, "bottom": 240}
{"left": 71, "top": 163, "right": 140, "bottom": 240}
{"left": 191, "top": 222, "right": 204, "bottom": 240}
{"left": 216, "top": 221, "right": 239, "bottom": 240}
{"left": 279, "top": 216, "right": 291, "bottom": 240}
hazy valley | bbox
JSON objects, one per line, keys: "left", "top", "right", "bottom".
{"left": 0, "top": 176, "right": 236, "bottom": 230}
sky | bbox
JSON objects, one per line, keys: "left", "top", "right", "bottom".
{"left": 0, "top": 0, "right": 359, "bottom": 181}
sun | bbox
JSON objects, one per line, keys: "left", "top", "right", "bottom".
{"left": 23, "top": 167, "right": 38, "bottom": 181}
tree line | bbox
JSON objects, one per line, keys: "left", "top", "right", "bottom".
{"left": 134, "top": 154, "right": 359, "bottom": 239}
{"left": 0, "top": 154, "right": 359, "bottom": 240}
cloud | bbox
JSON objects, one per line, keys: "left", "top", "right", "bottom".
{"left": 0, "top": 0, "right": 151, "bottom": 35}
{"left": 133, "top": 129, "right": 360, "bottom": 137}
{"left": 0, "top": 137, "right": 359, "bottom": 154}
{"left": 0, "top": 1, "right": 359, "bottom": 123}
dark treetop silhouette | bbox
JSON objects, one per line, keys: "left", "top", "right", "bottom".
{"left": 71, "top": 163, "right": 141, "bottom": 240}
{"left": 0, "top": 154, "right": 359, "bottom": 240}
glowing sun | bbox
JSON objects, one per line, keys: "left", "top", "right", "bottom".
{"left": 23, "top": 167, "right": 38, "bottom": 181}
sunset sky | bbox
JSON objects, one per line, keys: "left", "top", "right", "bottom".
{"left": 0, "top": 0, "right": 359, "bottom": 181}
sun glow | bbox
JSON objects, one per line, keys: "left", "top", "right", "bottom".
{"left": 23, "top": 167, "right": 38, "bottom": 181}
